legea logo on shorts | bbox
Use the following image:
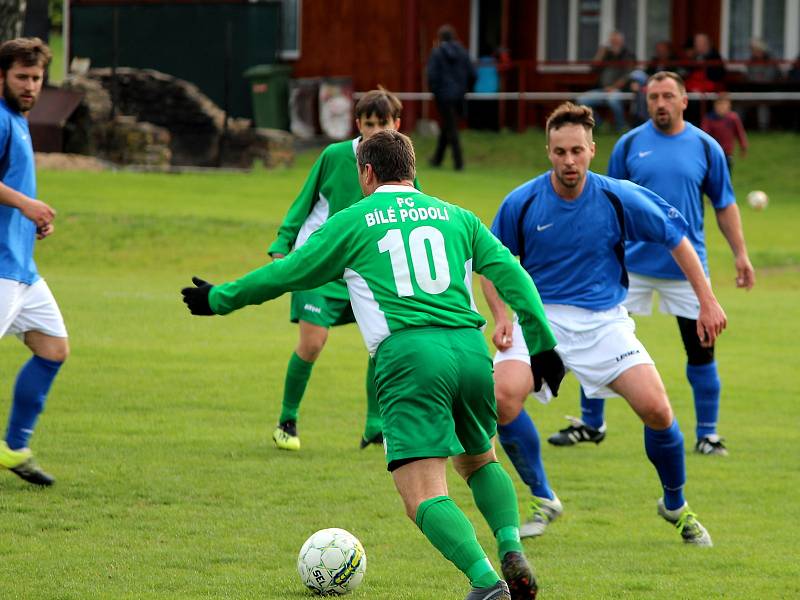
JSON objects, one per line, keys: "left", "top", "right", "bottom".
{"left": 303, "top": 304, "right": 322, "bottom": 314}
{"left": 615, "top": 349, "right": 641, "bottom": 362}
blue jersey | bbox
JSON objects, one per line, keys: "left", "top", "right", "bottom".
{"left": 491, "top": 171, "right": 687, "bottom": 311}
{"left": 0, "top": 99, "right": 39, "bottom": 285}
{"left": 609, "top": 120, "right": 735, "bottom": 280}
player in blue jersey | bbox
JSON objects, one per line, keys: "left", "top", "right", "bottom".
{"left": 549, "top": 72, "right": 754, "bottom": 456}
{"left": 481, "top": 102, "right": 727, "bottom": 544}
{"left": 0, "top": 38, "right": 67, "bottom": 487}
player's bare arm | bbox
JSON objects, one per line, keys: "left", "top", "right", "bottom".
{"left": 479, "top": 276, "right": 513, "bottom": 350}
{"left": 715, "top": 203, "right": 755, "bottom": 290}
{"left": 0, "top": 181, "right": 55, "bottom": 227}
{"left": 670, "top": 238, "right": 727, "bottom": 346}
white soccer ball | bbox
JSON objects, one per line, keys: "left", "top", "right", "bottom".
{"left": 297, "top": 528, "right": 367, "bottom": 596}
{"left": 746, "top": 190, "right": 768, "bottom": 210}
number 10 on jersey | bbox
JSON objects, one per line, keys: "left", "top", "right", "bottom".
{"left": 378, "top": 226, "right": 451, "bottom": 296}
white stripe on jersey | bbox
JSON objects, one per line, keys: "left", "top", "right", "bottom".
{"left": 295, "top": 194, "right": 330, "bottom": 249}
{"left": 344, "top": 267, "right": 391, "bottom": 355}
{"left": 463, "top": 258, "right": 478, "bottom": 314}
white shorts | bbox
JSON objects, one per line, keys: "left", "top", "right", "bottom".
{"left": 494, "top": 304, "right": 653, "bottom": 398}
{"left": 623, "top": 273, "right": 701, "bottom": 319}
{"left": 0, "top": 278, "right": 68, "bottom": 339}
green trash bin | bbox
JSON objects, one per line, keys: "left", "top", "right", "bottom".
{"left": 243, "top": 64, "right": 292, "bottom": 130}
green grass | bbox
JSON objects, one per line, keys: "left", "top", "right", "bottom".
{"left": 1, "top": 131, "right": 798, "bottom": 599}
{"left": 47, "top": 31, "right": 64, "bottom": 85}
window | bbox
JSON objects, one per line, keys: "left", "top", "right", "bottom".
{"left": 645, "top": 0, "right": 671, "bottom": 59}
{"left": 763, "top": 0, "right": 785, "bottom": 57}
{"left": 537, "top": 0, "right": 672, "bottom": 66}
{"left": 469, "top": 0, "right": 503, "bottom": 60}
{"left": 722, "top": 0, "right": 798, "bottom": 59}
{"left": 615, "top": 0, "right": 638, "bottom": 59}
{"left": 727, "top": 0, "right": 754, "bottom": 59}
{"left": 577, "top": 0, "right": 602, "bottom": 60}
{"left": 544, "top": 0, "right": 569, "bottom": 62}
{"left": 280, "top": 0, "right": 301, "bottom": 60}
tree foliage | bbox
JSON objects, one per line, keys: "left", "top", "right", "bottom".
{"left": 49, "top": 0, "right": 62, "bottom": 29}
{"left": 0, "top": 0, "right": 28, "bottom": 43}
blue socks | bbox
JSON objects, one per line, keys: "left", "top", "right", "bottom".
{"left": 686, "top": 362, "right": 721, "bottom": 440}
{"left": 579, "top": 387, "right": 606, "bottom": 429}
{"left": 6, "top": 355, "right": 63, "bottom": 450}
{"left": 497, "top": 410, "right": 554, "bottom": 500}
{"left": 644, "top": 420, "right": 686, "bottom": 511}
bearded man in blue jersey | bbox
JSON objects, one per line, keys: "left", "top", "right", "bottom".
{"left": 550, "top": 72, "right": 754, "bottom": 456}
{"left": 0, "top": 38, "right": 66, "bottom": 487}
{"left": 481, "top": 102, "right": 727, "bottom": 545}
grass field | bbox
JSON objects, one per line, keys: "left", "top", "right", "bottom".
{"left": 47, "top": 32, "right": 64, "bottom": 85}
{"left": 1, "top": 130, "right": 798, "bottom": 599}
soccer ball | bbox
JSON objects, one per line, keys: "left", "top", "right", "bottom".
{"left": 297, "top": 528, "right": 367, "bottom": 595}
{"left": 746, "top": 190, "right": 768, "bottom": 210}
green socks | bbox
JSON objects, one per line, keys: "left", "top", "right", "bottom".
{"left": 279, "top": 352, "right": 314, "bottom": 424}
{"left": 363, "top": 358, "right": 382, "bottom": 439}
{"left": 415, "top": 496, "right": 500, "bottom": 589}
{"left": 281, "top": 353, "right": 382, "bottom": 442}
{"left": 469, "top": 462, "right": 524, "bottom": 559}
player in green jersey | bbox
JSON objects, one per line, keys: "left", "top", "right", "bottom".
{"left": 182, "top": 130, "right": 566, "bottom": 600}
{"left": 268, "top": 89, "right": 407, "bottom": 451}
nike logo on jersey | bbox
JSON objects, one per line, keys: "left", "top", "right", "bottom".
{"left": 638, "top": 150, "right": 653, "bottom": 158}
{"left": 536, "top": 223, "right": 554, "bottom": 232}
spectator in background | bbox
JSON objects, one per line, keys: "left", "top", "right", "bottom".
{"left": 577, "top": 30, "right": 636, "bottom": 132}
{"left": 746, "top": 38, "right": 780, "bottom": 83}
{"left": 628, "top": 69, "right": 649, "bottom": 127}
{"left": 646, "top": 40, "right": 680, "bottom": 76}
{"left": 746, "top": 38, "right": 780, "bottom": 130}
{"left": 701, "top": 93, "right": 748, "bottom": 173}
{"left": 684, "top": 33, "right": 725, "bottom": 93}
{"left": 427, "top": 24, "right": 476, "bottom": 171}
{"left": 469, "top": 54, "right": 501, "bottom": 131}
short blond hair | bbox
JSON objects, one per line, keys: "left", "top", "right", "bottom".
{"left": 545, "top": 102, "right": 594, "bottom": 141}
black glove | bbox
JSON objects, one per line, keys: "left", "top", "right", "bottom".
{"left": 530, "top": 348, "right": 565, "bottom": 397}
{"left": 181, "top": 276, "right": 215, "bottom": 316}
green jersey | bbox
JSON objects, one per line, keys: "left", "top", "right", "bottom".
{"left": 268, "top": 138, "right": 362, "bottom": 300}
{"left": 212, "top": 185, "right": 556, "bottom": 356}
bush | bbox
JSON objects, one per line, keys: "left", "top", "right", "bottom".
{"left": 49, "top": 0, "right": 63, "bottom": 29}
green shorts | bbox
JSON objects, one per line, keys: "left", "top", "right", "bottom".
{"left": 373, "top": 327, "right": 497, "bottom": 468}
{"left": 290, "top": 290, "right": 355, "bottom": 328}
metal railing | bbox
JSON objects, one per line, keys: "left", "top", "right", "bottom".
{"left": 354, "top": 58, "right": 800, "bottom": 130}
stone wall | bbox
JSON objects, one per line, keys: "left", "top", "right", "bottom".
{"left": 61, "top": 68, "right": 294, "bottom": 169}
{"left": 102, "top": 116, "right": 172, "bottom": 167}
